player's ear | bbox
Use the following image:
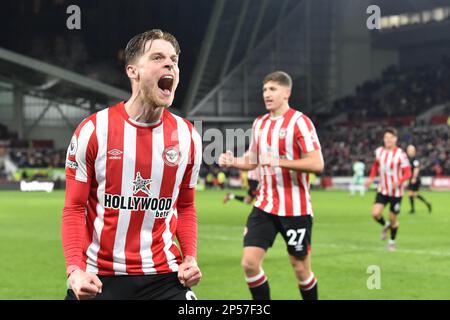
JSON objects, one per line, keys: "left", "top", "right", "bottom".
{"left": 126, "top": 64, "right": 139, "bottom": 80}
{"left": 285, "top": 87, "right": 291, "bottom": 100}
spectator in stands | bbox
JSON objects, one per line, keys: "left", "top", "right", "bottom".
{"left": 433, "top": 161, "right": 443, "bottom": 177}
{"left": 319, "top": 124, "right": 450, "bottom": 176}
{"left": 324, "top": 59, "right": 450, "bottom": 123}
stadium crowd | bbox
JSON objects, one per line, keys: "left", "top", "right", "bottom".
{"left": 1, "top": 122, "right": 449, "bottom": 182}
{"left": 319, "top": 124, "right": 450, "bottom": 176}
{"left": 8, "top": 148, "right": 65, "bottom": 169}
{"left": 330, "top": 57, "right": 450, "bottom": 121}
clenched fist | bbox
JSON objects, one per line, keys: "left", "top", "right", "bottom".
{"left": 68, "top": 269, "right": 103, "bottom": 300}
{"left": 218, "top": 150, "right": 234, "bottom": 168}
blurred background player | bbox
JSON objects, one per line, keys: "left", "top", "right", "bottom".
{"left": 364, "top": 128, "right": 411, "bottom": 252}
{"left": 406, "top": 145, "right": 432, "bottom": 214}
{"left": 217, "top": 170, "right": 227, "bottom": 189}
{"left": 219, "top": 71, "right": 324, "bottom": 300}
{"left": 224, "top": 162, "right": 260, "bottom": 205}
{"left": 349, "top": 158, "right": 366, "bottom": 197}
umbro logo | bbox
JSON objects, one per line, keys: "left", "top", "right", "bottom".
{"left": 108, "top": 149, "right": 123, "bottom": 160}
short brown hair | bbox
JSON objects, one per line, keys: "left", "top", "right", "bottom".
{"left": 124, "top": 29, "right": 180, "bottom": 66}
{"left": 383, "top": 127, "right": 398, "bottom": 137}
{"left": 263, "top": 71, "right": 292, "bottom": 88}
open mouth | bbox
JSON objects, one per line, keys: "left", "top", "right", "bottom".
{"left": 158, "top": 75, "right": 174, "bottom": 96}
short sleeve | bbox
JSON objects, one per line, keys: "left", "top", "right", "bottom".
{"left": 400, "top": 151, "right": 411, "bottom": 168}
{"left": 181, "top": 127, "right": 202, "bottom": 189}
{"left": 65, "top": 118, "right": 96, "bottom": 183}
{"left": 295, "top": 115, "right": 321, "bottom": 153}
{"left": 248, "top": 118, "right": 259, "bottom": 155}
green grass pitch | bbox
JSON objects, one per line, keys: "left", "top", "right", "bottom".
{"left": 0, "top": 189, "right": 449, "bottom": 299}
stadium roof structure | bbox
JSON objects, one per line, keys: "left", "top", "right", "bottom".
{"left": 0, "top": 47, "right": 129, "bottom": 109}
{"left": 375, "top": 0, "right": 450, "bottom": 15}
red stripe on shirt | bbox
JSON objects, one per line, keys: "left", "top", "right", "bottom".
{"left": 97, "top": 108, "right": 124, "bottom": 275}
{"left": 152, "top": 111, "right": 179, "bottom": 273}
{"left": 257, "top": 118, "right": 272, "bottom": 210}
{"left": 83, "top": 118, "right": 99, "bottom": 269}
{"left": 169, "top": 212, "right": 182, "bottom": 264}
{"left": 390, "top": 148, "right": 398, "bottom": 197}
{"left": 381, "top": 149, "right": 389, "bottom": 196}
{"left": 278, "top": 109, "right": 296, "bottom": 216}
{"left": 124, "top": 127, "right": 152, "bottom": 274}
{"left": 181, "top": 121, "right": 195, "bottom": 188}
{"left": 295, "top": 119, "right": 308, "bottom": 153}
{"left": 293, "top": 124, "right": 307, "bottom": 215}
{"left": 254, "top": 115, "right": 269, "bottom": 155}
{"left": 266, "top": 120, "right": 280, "bottom": 214}
{"left": 292, "top": 135, "right": 307, "bottom": 215}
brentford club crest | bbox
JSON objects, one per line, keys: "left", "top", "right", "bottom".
{"left": 279, "top": 128, "right": 287, "bottom": 139}
{"left": 163, "top": 146, "right": 180, "bottom": 167}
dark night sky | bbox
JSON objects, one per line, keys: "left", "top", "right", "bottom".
{"left": 0, "top": 0, "right": 214, "bottom": 109}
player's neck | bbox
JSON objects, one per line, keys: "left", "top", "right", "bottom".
{"left": 124, "top": 96, "right": 164, "bottom": 124}
{"left": 384, "top": 145, "right": 396, "bottom": 151}
{"left": 269, "top": 103, "right": 289, "bottom": 118}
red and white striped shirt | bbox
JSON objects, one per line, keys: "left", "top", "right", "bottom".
{"left": 63, "top": 101, "right": 202, "bottom": 275}
{"left": 247, "top": 167, "right": 261, "bottom": 182}
{"left": 249, "top": 108, "right": 321, "bottom": 216}
{"left": 369, "top": 146, "right": 411, "bottom": 197}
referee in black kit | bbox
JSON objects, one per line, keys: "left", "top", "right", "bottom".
{"left": 406, "top": 145, "right": 432, "bottom": 214}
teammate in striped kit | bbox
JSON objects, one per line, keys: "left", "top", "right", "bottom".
{"left": 62, "top": 30, "right": 202, "bottom": 300}
{"left": 219, "top": 71, "right": 324, "bottom": 300}
{"left": 364, "top": 128, "right": 411, "bottom": 252}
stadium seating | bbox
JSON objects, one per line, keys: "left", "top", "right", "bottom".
{"left": 319, "top": 124, "right": 450, "bottom": 176}
{"left": 325, "top": 58, "right": 450, "bottom": 123}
